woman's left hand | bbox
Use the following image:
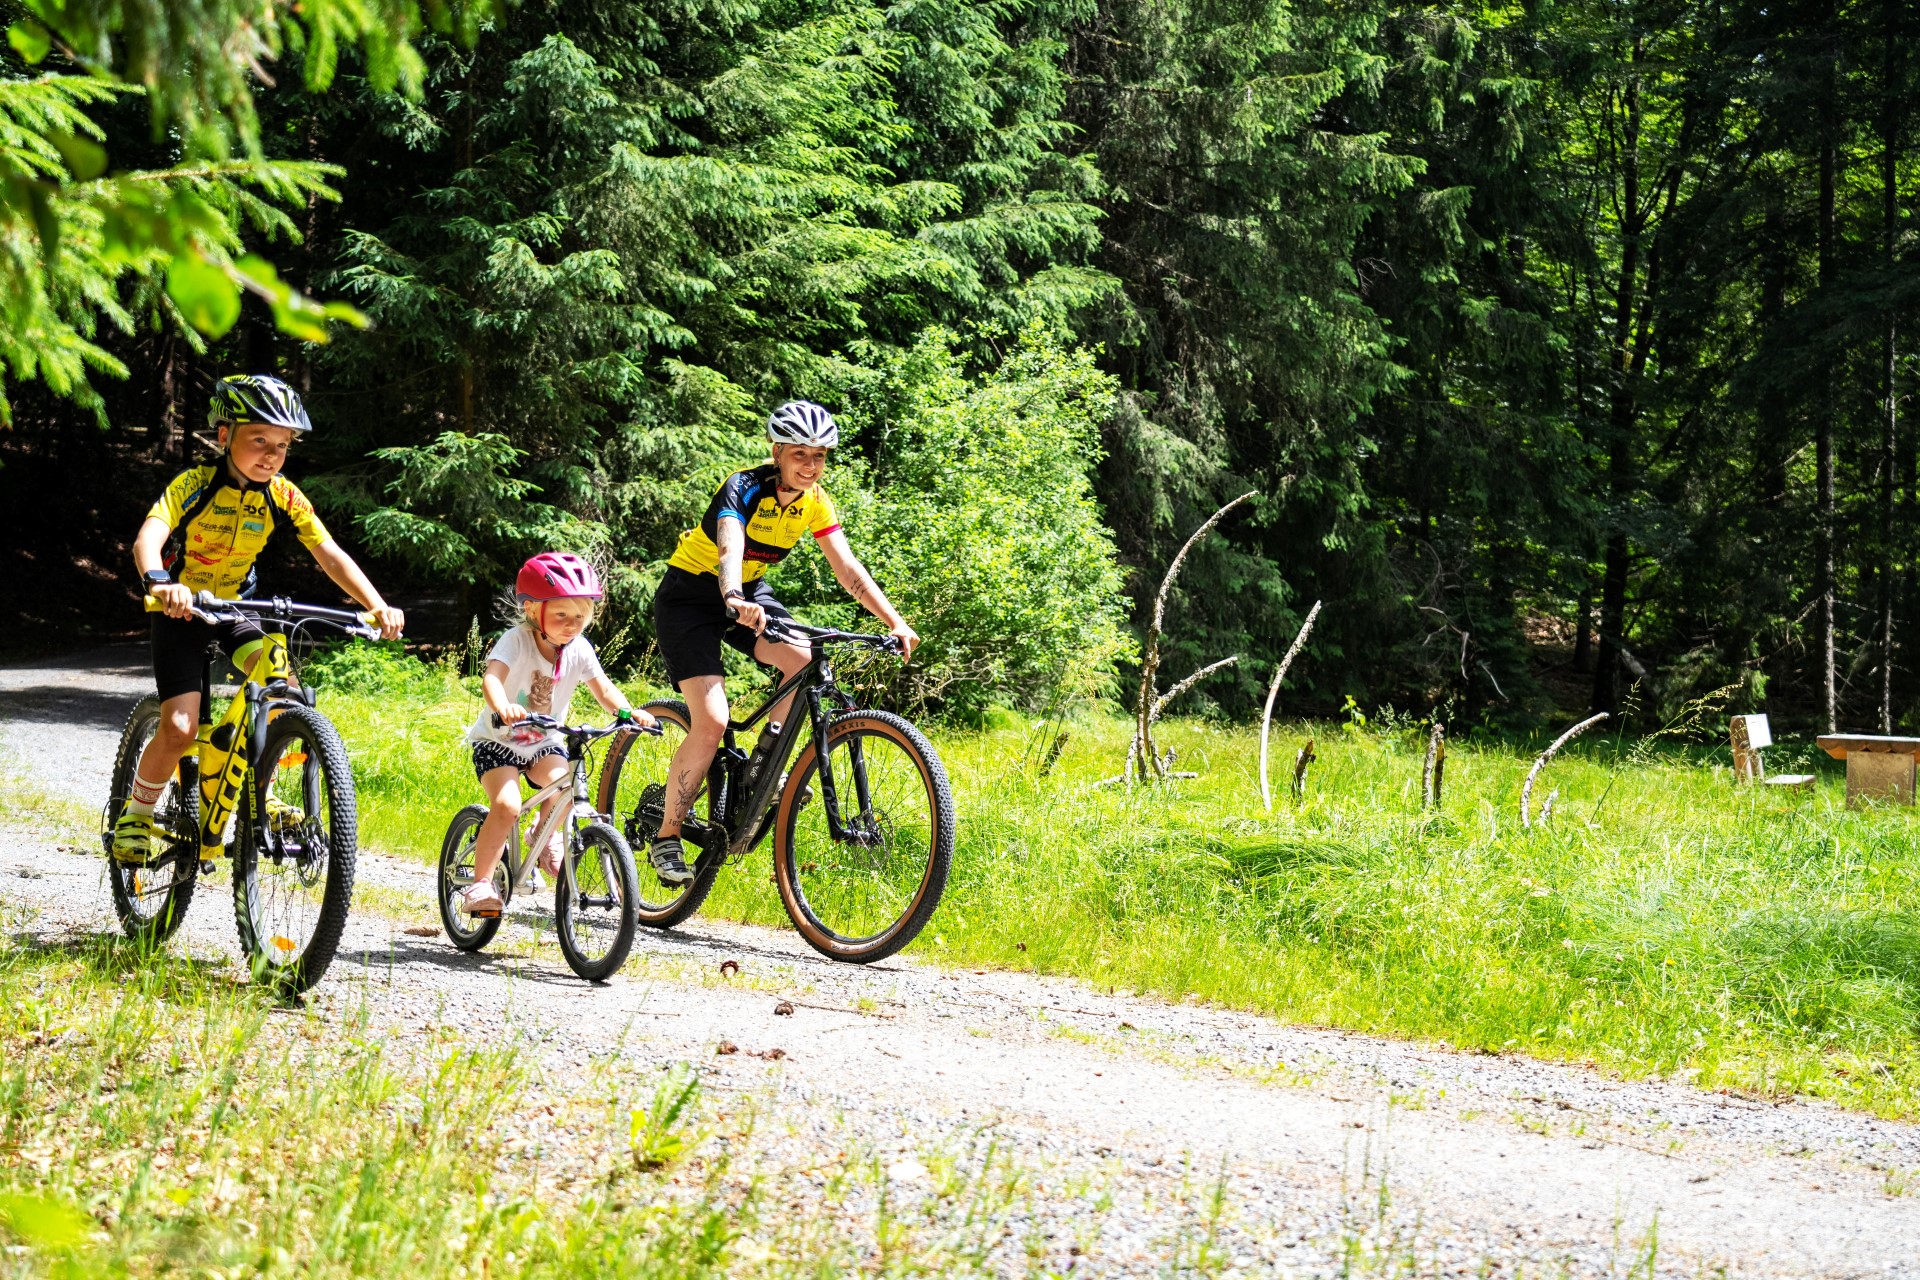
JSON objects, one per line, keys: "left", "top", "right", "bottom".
{"left": 890, "top": 621, "right": 920, "bottom": 661}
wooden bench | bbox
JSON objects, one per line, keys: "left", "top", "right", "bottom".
{"left": 1815, "top": 734, "right": 1920, "bottom": 807}
{"left": 1730, "top": 715, "right": 1815, "bottom": 791}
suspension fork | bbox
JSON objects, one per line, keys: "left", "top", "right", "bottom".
{"left": 805, "top": 686, "right": 855, "bottom": 843}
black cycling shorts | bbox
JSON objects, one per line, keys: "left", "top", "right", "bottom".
{"left": 651, "top": 566, "right": 794, "bottom": 688}
{"left": 149, "top": 611, "right": 267, "bottom": 703}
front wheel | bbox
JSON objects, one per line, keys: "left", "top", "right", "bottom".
{"left": 773, "top": 710, "right": 954, "bottom": 963}
{"left": 104, "top": 696, "right": 201, "bottom": 946}
{"left": 232, "top": 704, "right": 357, "bottom": 995}
{"left": 555, "top": 822, "right": 639, "bottom": 982}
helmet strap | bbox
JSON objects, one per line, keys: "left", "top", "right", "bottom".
{"left": 532, "top": 601, "right": 574, "bottom": 675}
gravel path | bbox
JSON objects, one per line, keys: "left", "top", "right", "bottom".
{"left": 4, "top": 646, "right": 1920, "bottom": 1277}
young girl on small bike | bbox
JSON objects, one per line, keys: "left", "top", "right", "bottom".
{"left": 458, "top": 553, "right": 656, "bottom": 918}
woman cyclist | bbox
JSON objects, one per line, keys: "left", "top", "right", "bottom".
{"left": 646, "top": 401, "right": 918, "bottom": 883}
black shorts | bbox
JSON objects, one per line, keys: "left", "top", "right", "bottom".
{"left": 651, "top": 567, "right": 794, "bottom": 688}
{"left": 471, "top": 740, "right": 566, "bottom": 781}
{"left": 150, "top": 611, "right": 268, "bottom": 703}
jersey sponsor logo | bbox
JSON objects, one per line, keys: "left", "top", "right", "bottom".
{"left": 211, "top": 503, "right": 238, "bottom": 516}
{"left": 241, "top": 520, "right": 265, "bottom": 533}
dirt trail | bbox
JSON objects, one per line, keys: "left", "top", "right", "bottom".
{"left": 4, "top": 647, "right": 1919, "bottom": 1277}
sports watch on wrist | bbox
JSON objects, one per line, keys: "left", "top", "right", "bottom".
{"left": 722, "top": 587, "right": 746, "bottom": 601}
{"left": 142, "top": 569, "right": 172, "bottom": 590}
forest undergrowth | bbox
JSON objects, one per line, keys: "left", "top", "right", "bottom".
{"left": 318, "top": 647, "right": 1920, "bottom": 1121}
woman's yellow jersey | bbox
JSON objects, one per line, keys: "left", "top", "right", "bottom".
{"left": 667, "top": 464, "right": 840, "bottom": 580}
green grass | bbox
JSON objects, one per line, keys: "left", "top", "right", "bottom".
{"left": 0, "top": 905, "right": 1194, "bottom": 1277}
{"left": 319, "top": 658, "right": 1920, "bottom": 1118}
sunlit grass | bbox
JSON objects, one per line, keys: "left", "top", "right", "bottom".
{"left": 0, "top": 906, "right": 1198, "bottom": 1277}
{"left": 318, "top": 656, "right": 1920, "bottom": 1117}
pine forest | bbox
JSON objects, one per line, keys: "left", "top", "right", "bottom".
{"left": 5, "top": 0, "right": 1920, "bottom": 735}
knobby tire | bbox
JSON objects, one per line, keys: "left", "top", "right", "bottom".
{"left": 555, "top": 822, "right": 640, "bottom": 982}
{"left": 773, "top": 709, "right": 954, "bottom": 963}
{"left": 105, "top": 695, "right": 200, "bottom": 946}
{"left": 231, "top": 704, "right": 357, "bottom": 995}
{"left": 596, "top": 699, "right": 721, "bottom": 930}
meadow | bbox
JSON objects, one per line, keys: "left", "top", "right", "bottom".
{"left": 317, "top": 646, "right": 1920, "bottom": 1120}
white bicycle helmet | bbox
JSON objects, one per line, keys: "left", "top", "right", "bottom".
{"left": 767, "top": 400, "right": 839, "bottom": 448}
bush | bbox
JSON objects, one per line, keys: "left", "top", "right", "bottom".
{"left": 776, "top": 326, "right": 1134, "bottom": 720}
{"left": 302, "top": 640, "right": 442, "bottom": 695}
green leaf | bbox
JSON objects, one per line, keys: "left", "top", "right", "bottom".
{"left": 235, "top": 254, "right": 367, "bottom": 341}
{"left": 7, "top": 20, "right": 51, "bottom": 65}
{"left": 50, "top": 133, "right": 106, "bottom": 181}
{"left": 167, "top": 253, "right": 241, "bottom": 338}
{"left": 0, "top": 1191, "right": 91, "bottom": 1248}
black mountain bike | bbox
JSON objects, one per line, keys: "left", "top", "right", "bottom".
{"left": 596, "top": 622, "right": 954, "bottom": 963}
{"left": 103, "top": 593, "right": 380, "bottom": 994}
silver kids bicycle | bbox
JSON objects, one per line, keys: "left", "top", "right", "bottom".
{"left": 434, "top": 714, "right": 653, "bottom": 982}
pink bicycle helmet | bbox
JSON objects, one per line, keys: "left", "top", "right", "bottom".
{"left": 516, "top": 552, "right": 603, "bottom": 602}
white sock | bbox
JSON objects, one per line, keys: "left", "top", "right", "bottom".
{"left": 125, "top": 768, "right": 169, "bottom": 819}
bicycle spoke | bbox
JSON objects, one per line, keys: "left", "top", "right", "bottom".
{"left": 602, "top": 707, "right": 708, "bottom": 914}
{"left": 246, "top": 724, "right": 341, "bottom": 971}
{"left": 106, "top": 697, "right": 200, "bottom": 944}
{"left": 556, "top": 824, "right": 638, "bottom": 981}
{"left": 786, "top": 726, "right": 937, "bottom": 943}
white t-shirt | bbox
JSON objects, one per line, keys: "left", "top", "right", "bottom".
{"left": 465, "top": 626, "right": 606, "bottom": 753}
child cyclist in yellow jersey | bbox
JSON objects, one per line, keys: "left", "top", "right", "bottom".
{"left": 456, "top": 555, "right": 658, "bottom": 918}
{"left": 117, "top": 375, "right": 406, "bottom": 864}
{"left": 646, "top": 400, "right": 919, "bottom": 884}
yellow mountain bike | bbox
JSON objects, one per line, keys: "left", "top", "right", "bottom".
{"left": 103, "top": 592, "right": 381, "bottom": 994}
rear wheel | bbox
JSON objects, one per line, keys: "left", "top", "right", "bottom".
{"left": 773, "top": 710, "right": 954, "bottom": 963}
{"left": 436, "top": 804, "right": 504, "bottom": 951}
{"left": 232, "top": 704, "right": 357, "bottom": 995}
{"left": 104, "top": 696, "right": 200, "bottom": 946}
{"left": 596, "top": 700, "right": 721, "bottom": 929}
{"left": 555, "top": 822, "right": 639, "bottom": 982}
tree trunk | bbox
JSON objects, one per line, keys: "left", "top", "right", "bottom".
{"left": 1593, "top": 39, "right": 1646, "bottom": 717}
{"left": 1816, "top": 40, "right": 1839, "bottom": 734}
{"left": 1879, "top": 0, "right": 1902, "bottom": 732}
{"left": 1573, "top": 585, "right": 1593, "bottom": 672}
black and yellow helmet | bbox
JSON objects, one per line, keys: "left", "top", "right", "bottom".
{"left": 208, "top": 374, "right": 312, "bottom": 433}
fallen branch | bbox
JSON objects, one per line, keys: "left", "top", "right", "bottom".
{"left": 1148, "top": 655, "right": 1240, "bottom": 727}
{"left": 1258, "top": 601, "right": 1323, "bottom": 811}
{"left": 1520, "top": 713, "right": 1608, "bottom": 828}
{"left": 1130, "top": 491, "right": 1257, "bottom": 782}
{"left": 1092, "top": 770, "right": 1198, "bottom": 790}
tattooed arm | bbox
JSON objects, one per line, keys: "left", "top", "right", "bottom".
{"left": 715, "top": 517, "right": 769, "bottom": 634}
{"left": 818, "top": 529, "right": 918, "bottom": 659}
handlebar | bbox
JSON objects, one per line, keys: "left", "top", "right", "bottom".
{"left": 491, "top": 712, "right": 661, "bottom": 738}
{"left": 722, "top": 604, "right": 903, "bottom": 655}
{"left": 147, "top": 591, "right": 384, "bottom": 640}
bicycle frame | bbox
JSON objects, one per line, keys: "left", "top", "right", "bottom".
{"left": 191, "top": 632, "right": 304, "bottom": 858}
{"left": 493, "top": 753, "right": 600, "bottom": 899}
{"left": 694, "top": 635, "right": 871, "bottom": 860}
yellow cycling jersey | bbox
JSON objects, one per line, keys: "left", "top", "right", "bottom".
{"left": 146, "top": 466, "right": 332, "bottom": 610}
{"left": 667, "top": 464, "right": 841, "bottom": 580}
